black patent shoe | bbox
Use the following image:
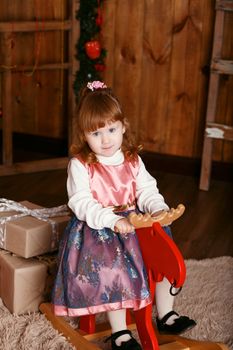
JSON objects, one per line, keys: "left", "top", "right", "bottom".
{"left": 156, "top": 311, "right": 197, "bottom": 335}
{"left": 105, "top": 329, "right": 142, "bottom": 350}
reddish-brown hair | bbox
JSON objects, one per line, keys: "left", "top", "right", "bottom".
{"left": 70, "top": 84, "right": 141, "bottom": 163}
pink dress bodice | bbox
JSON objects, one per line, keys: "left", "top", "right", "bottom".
{"left": 87, "top": 159, "right": 139, "bottom": 208}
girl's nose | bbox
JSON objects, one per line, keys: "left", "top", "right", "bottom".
{"left": 102, "top": 133, "right": 110, "bottom": 144}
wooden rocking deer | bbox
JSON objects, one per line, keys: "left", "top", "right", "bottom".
{"left": 40, "top": 204, "right": 228, "bottom": 350}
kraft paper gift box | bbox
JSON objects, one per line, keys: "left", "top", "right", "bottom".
{"left": 0, "top": 200, "right": 70, "bottom": 258}
{"left": 0, "top": 250, "right": 57, "bottom": 314}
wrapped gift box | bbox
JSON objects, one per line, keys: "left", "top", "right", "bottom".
{"left": 0, "top": 200, "right": 70, "bottom": 258}
{"left": 0, "top": 250, "right": 57, "bottom": 314}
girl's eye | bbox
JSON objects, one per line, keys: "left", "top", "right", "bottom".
{"left": 92, "top": 131, "right": 99, "bottom": 137}
{"left": 109, "top": 128, "right": 116, "bottom": 133}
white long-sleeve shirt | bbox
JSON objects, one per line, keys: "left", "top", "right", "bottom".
{"left": 67, "top": 150, "right": 169, "bottom": 230}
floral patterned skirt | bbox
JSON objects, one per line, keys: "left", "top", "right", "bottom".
{"left": 51, "top": 213, "right": 151, "bottom": 317}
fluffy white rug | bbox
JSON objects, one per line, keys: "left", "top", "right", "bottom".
{"left": 173, "top": 256, "right": 233, "bottom": 349}
{"left": 0, "top": 256, "right": 232, "bottom": 350}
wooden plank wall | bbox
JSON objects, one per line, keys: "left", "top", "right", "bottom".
{"left": 102, "top": 0, "right": 233, "bottom": 163}
{"left": 0, "top": 0, "right": 232, "bottom": 163}
{"left": 0, "top": 0, "right": 68, "bottom": 139}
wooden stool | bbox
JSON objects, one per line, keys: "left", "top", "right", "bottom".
{"left": 199, "top": 0, "right": 233, "bottom": 190}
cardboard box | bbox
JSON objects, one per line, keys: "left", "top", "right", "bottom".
{"left": 0, "top": 201, "right": 70, "bottom": 258}
{"left": 0, "top": 250, "right": 57, "bottom": 314}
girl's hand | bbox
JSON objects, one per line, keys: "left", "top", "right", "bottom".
{"left": 151, "top": 210, "right": 165, "bottom": 217}
{"left": 114, "top": 218, "right": 134, "bottom": 234}
{"left": 152, "top": 209, "right": 172, "bottom": 225}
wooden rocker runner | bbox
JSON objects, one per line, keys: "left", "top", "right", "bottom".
{"left": 40, "top": 204, "right": 228, "bottom": 350}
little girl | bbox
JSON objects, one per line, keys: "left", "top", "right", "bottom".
{"left": 52, "top": 81, "right": 195, "bottom": 349}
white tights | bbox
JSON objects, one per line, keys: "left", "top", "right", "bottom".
{"left": 107, "top": 277, "right": 178, "bottom": 345}
{"left": 155, "top": 277, "right": 179, "bottom": 324}
{"left": 107, "top": 309, "right": 131, "bottom": 345}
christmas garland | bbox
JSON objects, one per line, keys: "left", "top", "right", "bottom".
{"left": 73, "top": 0, "right": 106, "bottom": 96}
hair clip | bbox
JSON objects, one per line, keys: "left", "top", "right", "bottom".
{"left": 87, "top": 81, "right": 107, "bottom": 91}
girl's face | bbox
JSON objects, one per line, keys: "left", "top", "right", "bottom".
{"left": 84, "top": 120, "right": 125, "bottom": 157}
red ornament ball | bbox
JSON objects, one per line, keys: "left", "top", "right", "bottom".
{"left": 85, "top": 40, "right": 101, "bottom": 60}
{"left": 95, "top": 63, "right": 106, "bottom": 72}
{"left": 96, "top": 8, "right": 103, "bottom": 26}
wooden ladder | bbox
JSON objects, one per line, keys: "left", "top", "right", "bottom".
{"left": 0, "top": 0, "right": 79, "bottom": 176}
{"left": 199, "top": 0, "right": 233, "bottom": 190}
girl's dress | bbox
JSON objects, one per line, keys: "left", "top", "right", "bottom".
{"left": 52, "top": 150, "right": 168, "bottom": 317}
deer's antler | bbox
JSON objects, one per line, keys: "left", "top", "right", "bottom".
{"left": 128, "top": 204, "right": 185, "bottom": 228}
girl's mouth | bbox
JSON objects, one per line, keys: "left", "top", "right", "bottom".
{"left": 102, "top": 146, "right": 113, "bottom": 150}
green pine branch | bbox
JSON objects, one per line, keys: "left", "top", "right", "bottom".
{"left": 73, "top": 0, "right": 106, "bottom": 95}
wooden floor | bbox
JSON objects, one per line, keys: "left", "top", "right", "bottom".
{"left": 1, "top": 158, "right": 233, "bottom": 260}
